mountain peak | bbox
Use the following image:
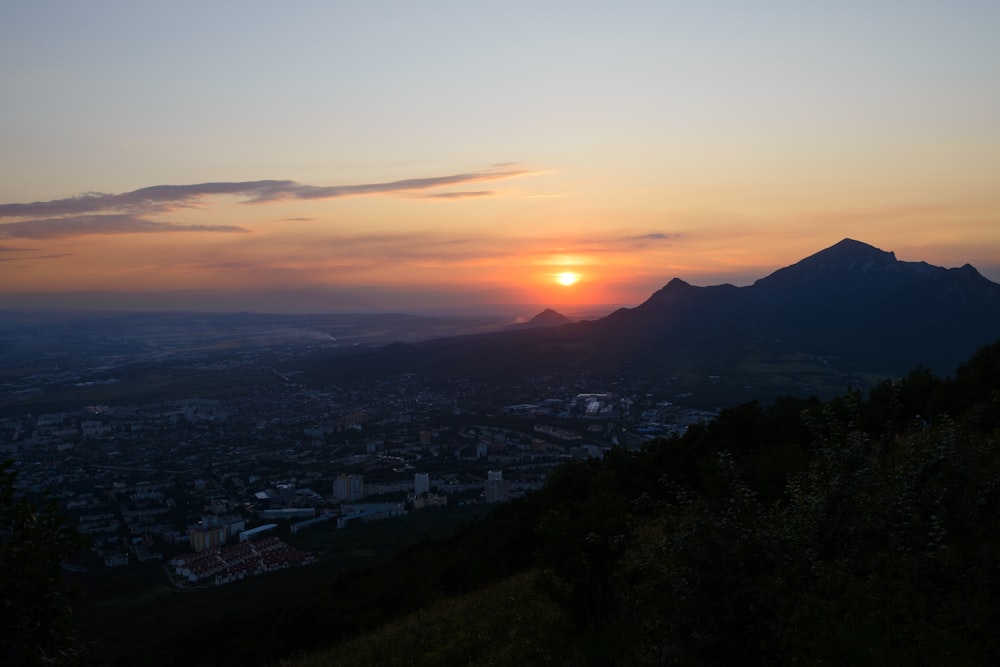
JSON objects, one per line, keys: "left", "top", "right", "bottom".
{"left": 816, "top": 238, "right": 897, "bottom": 266}
{"left": 532, "top": 307, "right": 569, "bottom": 322}
{"left": 753, "top": 239, "right": 901, "bottom": 289}
{"left": 512, "top": 308, "right": 571, "bottom": 329}
{"left": 636, "top": 277, "right": 697, "bottom": 309}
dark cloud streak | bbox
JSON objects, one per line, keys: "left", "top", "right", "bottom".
{"left": 0, "top": 166, "right": 530, "bottom": 239}
{"left": 264, "top": 170, "right": 524, "bottom": 202}
{"left": 0, "top": 253, "right": 74, "bottom": 262}
{"left": 0, "top": 167, "right": 529, "bottom": 219}
{"left": 414, "top": 191, "right": 493, "bottom": 200}
{"left": 0, "top": 214, "right": 249, "bottom": 240}
{"left": 631, "top": 232, "right": 677, "bottom": 241}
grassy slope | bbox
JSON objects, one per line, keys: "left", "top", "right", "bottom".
{"left": 279, "top": 571, "right": 575, "bottom": 667}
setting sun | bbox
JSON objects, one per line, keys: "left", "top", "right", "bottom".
{"left": 556, "top": 272, "right": 580, "bottom": 286}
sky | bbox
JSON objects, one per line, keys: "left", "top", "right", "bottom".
{"left": 2, "top": 1, "right": 998, "bottom": 315}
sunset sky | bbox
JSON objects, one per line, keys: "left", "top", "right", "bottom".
{"left": 2, "top": 2, "right": 998, "bottom": 315}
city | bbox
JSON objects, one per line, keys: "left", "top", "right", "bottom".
{"left": 1, "top": 339, "right": 717, "bottom": 588}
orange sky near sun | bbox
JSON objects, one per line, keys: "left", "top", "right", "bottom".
{"left": 1, "top": 4, "right": 998, "bottom": 314}
{"left": 3, "top": 172, "right": 999, "bottom": 313}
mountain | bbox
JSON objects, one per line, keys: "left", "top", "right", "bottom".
{"left": 507, "top": 308, "right": 572, "bottom": 329}
{"left": 597, "top": 238, "right": 1000, "bottom": 366}
{"left": 310, "top": 240, "right": 1000, "bottom": 403}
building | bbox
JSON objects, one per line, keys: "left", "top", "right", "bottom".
{"left": 217, "top": 514, "right": 246, "bottom": 539}
{"left": 189, "top": 515, "right": 228, "bottom": 552}
{"left": 103, "top": 552, "right": 129, "bottom": 568}
{"left": 414, "top": 472, "right": 431, "bottom": 496}
{"left": 239, "top": 523, "right": 278, "bottom": 542}
{"left": 484, "top": 470, "right": 511, "bottom": 504}
{"left": 334, "top": 473, "right": 365, "bottom": 501}
{"left": 260, "top": 507, "right": 316, "bottom": 521}
{"left": 337, "top": 502, "right": 406, "bottom": 528}
{"left": 337, "top": 410, "right": 369, "bottom": 428}
{"left": 410, "top": 493, "right": 448, "bottom": 510}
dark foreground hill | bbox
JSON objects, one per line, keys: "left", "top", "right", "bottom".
{"left": 97, "top": 337, "right": 1000, "bottom": 666}
{"left": 307, "top": 239, "right": 1000, "bottom": 402}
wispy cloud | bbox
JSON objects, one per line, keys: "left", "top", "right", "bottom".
{"left": 257, "top": 168, "right": 527, "bottom": 203}
{"left": 530, "top": 232, "right": 681, "bottom": 255}
{"left": 194, "top": 230, "right": 684, "bottom": 277}
{"left": 0, "top": 253, "right": 74, "bottom": 262}
{"left": 413, "top": 191, "right": 494, "bottom": 200}
{"left": 631, "top": 232, "right": 677, "bottom": 241}
{"left": 0, "top": 165, "right": 532, "bottom": 239}
{"left": 0, "top": 167, "right": 529, "bottom": 218}
{"left": 0, "top": 181, "right": 283, "bottom": 219}
{"left": 0, "top": 214, "right": 249, "bottom": 240}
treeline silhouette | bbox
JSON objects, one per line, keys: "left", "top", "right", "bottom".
{"left": 118, "top": 339, "right": 1000, "bottom": 665}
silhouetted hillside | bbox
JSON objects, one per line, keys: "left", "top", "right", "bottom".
{"left": 126, "top": 337, "right": 1000, "bottom": 666}
{"left": 306, "top": 240, "right": 1000, "bottom": 401}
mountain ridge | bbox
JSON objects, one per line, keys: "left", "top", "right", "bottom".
{"left": 310, "top": 239, "right": 1000, "bottom": 402}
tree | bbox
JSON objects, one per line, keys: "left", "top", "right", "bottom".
{"left": 0, "top": 459, "right": 88, "bottom": 665}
